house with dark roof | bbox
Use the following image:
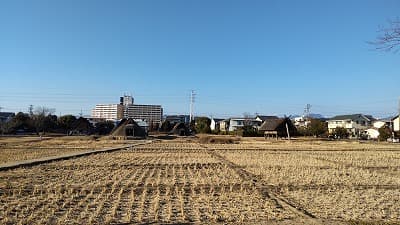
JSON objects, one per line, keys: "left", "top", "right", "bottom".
{"left": 327, "top": 114, "right": 375, "bottom": 136}
{"left": 0, "top": 112, "right": 15, "bottom": 123}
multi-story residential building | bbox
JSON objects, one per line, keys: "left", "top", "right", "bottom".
{"left": 120, "top": 95, "right": 134, "bottom": 118}
{"left": 91, "top": 104, "right": 124, "bottom": 120}
{"left": 327, "top": 114, "right": 375, "bottom": 136}
{"left": 92, "top": 94, "right": 163, "bottom": 124}
{"left": 120, "top": 95, "right": 134, "bottom": 106}
{"left": 125, "top": 104, "right": 163, "bottom": 124}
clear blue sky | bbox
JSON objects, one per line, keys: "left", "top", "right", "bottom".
{"left": 0, "top": 0, "right": 399, "bottom": 118}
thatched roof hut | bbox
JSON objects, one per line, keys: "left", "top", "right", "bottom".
{"left": 110, "top": 118, "right": 147, "bottom": 139}
{"left": 70, "top": 117, "right": 94, "bottom": 135}
{"left": 259, "top": 118, "right": 296, "bottom": 138}
{"left": 170, "top": 122, "right": 190, "bottom": 136}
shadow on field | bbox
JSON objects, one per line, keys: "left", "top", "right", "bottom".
{"left": 152, "top": 135, "right": 178, "bottom": 140}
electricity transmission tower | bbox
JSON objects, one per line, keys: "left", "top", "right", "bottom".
{"left": 304, "top": 104, "right": 311, "bottom": 119}
{"left": 189, "top": 90, "right": 196, "bottom": 123}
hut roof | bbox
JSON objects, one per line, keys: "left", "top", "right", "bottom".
{"left": 171, "top": 122, "right": 190, "bottom": 136}
{"left": 259, "top": 118, "right": 285, "bottom": 131}
{"left": 111, "top": 118, "right": 146, "bottom": 137}
{"left": 256, "top": 115, "right": 279, "bottom": 121}
{"left": 71, "top": 117, "right": 93, "bottom": 131}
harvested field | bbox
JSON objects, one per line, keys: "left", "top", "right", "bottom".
{"left": 0, "top": 138, "right": 400, "bottom": 224}
{"left": 215, "top": 140, "right": 400, "bottom": 222}
{"left": 0, "top": 136, "right": 132, "bottom": 164}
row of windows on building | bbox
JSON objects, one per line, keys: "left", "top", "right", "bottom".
{"left": 91, "top": 104, "right": 163, "bottom": 123}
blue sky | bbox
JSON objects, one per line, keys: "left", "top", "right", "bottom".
{"left": 0, "top": 0, "right": 399, "bottom": 118}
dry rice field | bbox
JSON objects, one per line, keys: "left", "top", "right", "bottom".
{"left": 0, "top": 136, "right": 130, "bottom": 164}
{"left": 1, "top": 137, "right": 400, "bottom": 224}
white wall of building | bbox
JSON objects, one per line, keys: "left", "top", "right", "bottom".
{"left": 210, "top": 119, "right": 217, "bottom": 131}
{"left": 373, "top": 121, "right": 386, "bottom": 129}
{"left": 394, "top": 117, "right": 400, "bottom": 132}
{"left": 229, "top": 119, "right": 245, "bottom": 132}
{"left": 91, "top": 104, "right": 124, "bottom": 120}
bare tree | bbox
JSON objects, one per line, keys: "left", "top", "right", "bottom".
{"left": 370, "top": 18, "right": 400, "bottom": 52}
{"left": 32, "top": 106, "right": 56, "bottom": 134}
{"left": 34, "top": 106, "right": 56, "bottom": 116}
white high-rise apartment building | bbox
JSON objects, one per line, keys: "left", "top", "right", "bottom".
{"left": 119, "top": 94, "right": 163, "bottom": 124}
{"left": 91, "top": 94, "right": 163, "bottom": 123}
{"left": 125, "top": 104, "right": 163, "bottom": 124}
{"left": 120, "top": 95, "right": 134, "bottom": 118}
{"left": 120, "top": 95, "right": 134, "bottom": 106}
{"left": 91, "top": 104, "right": 124, "bottom": 120}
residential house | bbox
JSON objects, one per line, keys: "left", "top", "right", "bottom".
{"left": 327, "top": 114, "right": 375, "bottom": 136}
{"left": 293, "top": 116, "right": 311, "bottom": 128}
{"left": 216, "top": 117, "right": 261, "bottom": 132}
{"left": 228, "top": 118, "right": 245, "bottom": 132}
{"left": 210, "top": 118, "right": 224, "bottom": 131}
{"left": 219, "top": 119, "right": 230, "bottom": 132}
{"left": 0, "top": 112, "right": 15, "bottom": 123}
{"left": 373, "top": 119, "right": 391, "bottom": 129}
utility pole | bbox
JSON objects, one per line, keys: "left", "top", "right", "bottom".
{"left": 189, "top": 90, "right": 195, "bottom": 123}
{"left": 285, "top": 121, "right": 291, "bottom": 140}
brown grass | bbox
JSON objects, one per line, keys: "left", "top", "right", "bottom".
{"left": 198, "top": 135, "right": 240, "bottom": 144}
{"left": 1, "top": 139, "right": 400, "bottom": 224}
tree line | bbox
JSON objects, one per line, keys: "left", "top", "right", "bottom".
{"left": 0, "top": 107, "right": 114, "bottom": 135}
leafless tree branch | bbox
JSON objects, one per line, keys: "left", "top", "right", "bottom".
{"left": 369, "top": 18, "right": 400, "bottom": 53}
